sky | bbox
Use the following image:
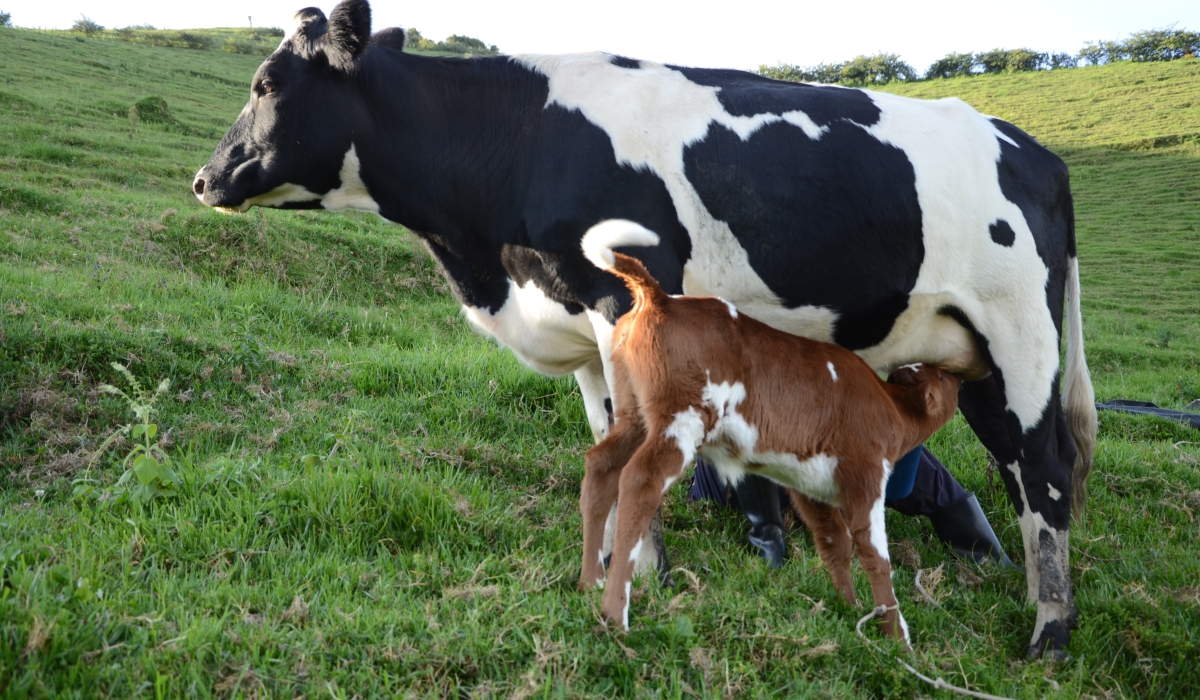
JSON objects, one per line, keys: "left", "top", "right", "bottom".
{"left": 9, "top": 1, "right": 1200, "bottom": 72}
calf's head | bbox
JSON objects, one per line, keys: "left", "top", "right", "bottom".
{"left": 886, "top": 363, "right": 963, "bottom": 428}
{"left": 193, "top": 0, "right": 379, "bottom": 212}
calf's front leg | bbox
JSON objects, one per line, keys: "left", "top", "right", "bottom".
{"left": 600, "top": 437, "right": 689, "bottom": 629}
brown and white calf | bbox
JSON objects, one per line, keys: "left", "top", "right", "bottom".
{"left": 576, "top": 220, "right": 963, "bottom": 643}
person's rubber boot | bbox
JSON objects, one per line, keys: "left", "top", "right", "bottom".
{"left": 733, "top": 474, "right": 787, "bottom": 569}
{"left": 927, "top": 493, "right": 1016, "bottom": 568}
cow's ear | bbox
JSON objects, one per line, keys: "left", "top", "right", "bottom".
{"left": 326, "top": 0, "right": 372, "bottom": 67}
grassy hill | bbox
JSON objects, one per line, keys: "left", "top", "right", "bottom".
{"left": 1, "top": 27, "right": 1197, "bottom": 698}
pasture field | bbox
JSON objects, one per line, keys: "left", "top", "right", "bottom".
{"left": 1, "top": 27, "right": 1198, "bottom": 698}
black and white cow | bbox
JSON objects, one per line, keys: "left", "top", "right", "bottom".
{"left": 193, "top": 0, "right": 1097, "bottom": 657}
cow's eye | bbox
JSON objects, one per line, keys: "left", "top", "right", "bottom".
{"left": 260, "top": 80, "right": 277, "bottom": 95}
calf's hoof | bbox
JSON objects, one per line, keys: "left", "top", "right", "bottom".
{"left": 748, "top": 524, "right": 787, "bottom": 569}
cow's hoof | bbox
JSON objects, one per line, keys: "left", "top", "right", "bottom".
{"left": 748, "top": 524, "right": 787, "bottom": 569}
{"left": 1027, "top": 618, "right": 1073, "bottom": 659}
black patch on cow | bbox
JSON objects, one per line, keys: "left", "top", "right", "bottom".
{"left": 670, "top": 66, "right": 882, "bottom": 127}
{"left": 683, "top": 119, "right": 922, "bottom": 349}
{"left": 514, "top": 103, "right": 693, "bottom": 323}
{"left": 609, "top": 55, "right": 641, "bottom": 69}
{"left": 989, "top": 219, "right": 1016, "bottom": 247}
{"left": 990, "top": 118, "right": 1075, "bottom": 331}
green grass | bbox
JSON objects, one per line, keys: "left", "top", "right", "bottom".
{"left": 1, "top": 27, "right": 1198, "bottom": 698}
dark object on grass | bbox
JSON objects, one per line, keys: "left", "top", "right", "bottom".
{"left": 1095, "top": 400, "right": 1200, "bottom": 429}
{"left": 927, "top": 493, "right": 1016, "bottom": 567}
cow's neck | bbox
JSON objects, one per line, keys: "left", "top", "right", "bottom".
{"left": 353, "top": 51, "right": 546, "bottom": 310}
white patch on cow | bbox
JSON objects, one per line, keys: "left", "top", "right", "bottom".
{"left": 321, "top": 145, "right": 381, "bottom": 213}
{"left": 1047, "top": 484, "right": 1062, "bottom": 501}
{"left": 827, "top": 361, "right": 838, "bottom": 382}
{"left": 857, "top": 91, "right": 1059, "bottom": 430}
{"left": 235, "top": 147, "right": 381, "bottom": 214}
{"left": 988, "top": 119, "right": 1021, "bottom": 148}
{"left": 719, "top": 298, "right": 738, "bottom": 318}
{"left": 628, "top": 537, "right": 644, "bottom": 564}
{"left": 464, "top": 279, "right": 598, "bottom": 376}
{"left": 664, "top": 406, "right": 705, "bottom": 465}
{"left": 622, "top": 581, "right": 632, "bottom": 630}
{"left": 243, "top": 182, "right": 321, "bottom": 210}
{"left": 514, "top": 52, "right": 839, "bottom": 342}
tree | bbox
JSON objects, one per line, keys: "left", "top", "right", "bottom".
{"left": 757, "top": 53, "right": 915, "bottom": 86}
{"left": 0, "top": 10, "right": 12, "bottom": 28}
{"left": 1045, "top": 53, "right": 1077, "bottom": 70}
{"left": 925, "top": 52, "right": 975, "bottom": 79}
{"left": 72, "top": 15, "right": 103, "bottom": 35}
{"left": 405, "top": 27, "right": 436, "bottom": 51}
{"left": 1123, "top": 26, "right": 1200, "bottom": 62}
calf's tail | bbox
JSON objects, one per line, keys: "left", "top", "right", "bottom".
{"left": 581, "top": 220, "right": 667, "bottom": 310}
{"left": 1063, "top": 256, "right": 1098, "bottom": 521}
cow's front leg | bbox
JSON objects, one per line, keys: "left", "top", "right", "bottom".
{"left": 960, "top": 375, "right": 1077, "bottom": 658}
{"left": 601, "top": 437, "right": 688, "bottom": 629}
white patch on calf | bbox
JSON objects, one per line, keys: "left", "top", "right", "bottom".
{"left": 628, "top": 537, "right": 644, "bottom": 564}
{"left": 661, "top": 474, "right": 678, "bottom": 494}
{"left": 827, "top": 361, "right": 838, "bottom": 382}
{"left": 664, "top": 406, "right": 706, "bottom": 465}
{"left": 702, "top": 377, "right": 758, "bottom": 454}
{"left": 464, "top": 279, "right": 599, "bottom": 376}
{"left": 720, "top": 298, "right": 738, "bottom": 318}
{"left": 869, "top": 467, "right": 892, "bottom": 562}
{"left": 622, "top": 581, "right": 632, "bottom": 631}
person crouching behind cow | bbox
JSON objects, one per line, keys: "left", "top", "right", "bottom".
{"left": 576, "top": 220, "right": 965, "bottom": 643}
{"left": 692, "top": 447, "right": 1015, "bottom": 570}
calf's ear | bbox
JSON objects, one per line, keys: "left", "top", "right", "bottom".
{"left": 326, "top": 0, "right": 372, "bottom": 68}
{"left": 923, "top": 384, "right": 943, "bottom": 417}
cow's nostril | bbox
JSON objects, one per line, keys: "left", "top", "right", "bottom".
{"left": 193, "top": 177, "right": 205, "bottom": 196}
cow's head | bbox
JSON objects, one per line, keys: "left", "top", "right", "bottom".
{"left": 193, "top": 0, "right": 382, "bottom": 213}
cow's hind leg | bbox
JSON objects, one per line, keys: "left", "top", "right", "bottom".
{"left": 787, "top": 490, "right": 856, "bottom": 606}
{"left": 959, "top": 373, "right": 1077, "bottom": 658}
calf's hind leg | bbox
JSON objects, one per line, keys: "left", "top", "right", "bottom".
{"left": 600, "top": 437, "right": 690, "bottom": 630}
{"left": 579, "top": 416, "right": 645, "bottom": 591}
{"left": 787, "top": 490, "right": 856, "bottom": 606}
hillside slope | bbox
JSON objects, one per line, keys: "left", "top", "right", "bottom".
{"left": 1, "top": 29, "right": 1197, "bottom": 698}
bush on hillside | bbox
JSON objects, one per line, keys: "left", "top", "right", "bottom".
{"left": 436, "top": 34, "right": 499, "bottom": 56}
{"left": 72, "top": 15, "right": 103, "bottom": 35}
{"left": 925, "top": 52, "right": 975, "bottom": 79}
{"left": 758, "top": 52, "right": 916, "bottom": 86}
{"left": 132, "top": 96, "right": 171, "bottom": 124}
{"left": 0, "top": 10, "right": 12, "bottom": 28}
{"left": 1123, "top": 27, "right": 1199, "bottom": 61}
{"left": 976, "top": 48, "right": 1044, "bottom": 74}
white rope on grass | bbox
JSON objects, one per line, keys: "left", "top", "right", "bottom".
{"left": 914, "top": 569, "right": 984, "bottom": 640}
{"left": 854, "top": 605, "right": 1016, "bottom": 700}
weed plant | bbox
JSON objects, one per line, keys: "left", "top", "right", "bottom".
{"left": 0, "top": 28, "right": 1197, "bottom": 697}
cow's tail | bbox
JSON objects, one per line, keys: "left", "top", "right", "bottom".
{"left": 581, "top": 220, "right": 667, "bottom": 310}
{"left": 1063, "top": 255, "right": 1098, "bottom": 521}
